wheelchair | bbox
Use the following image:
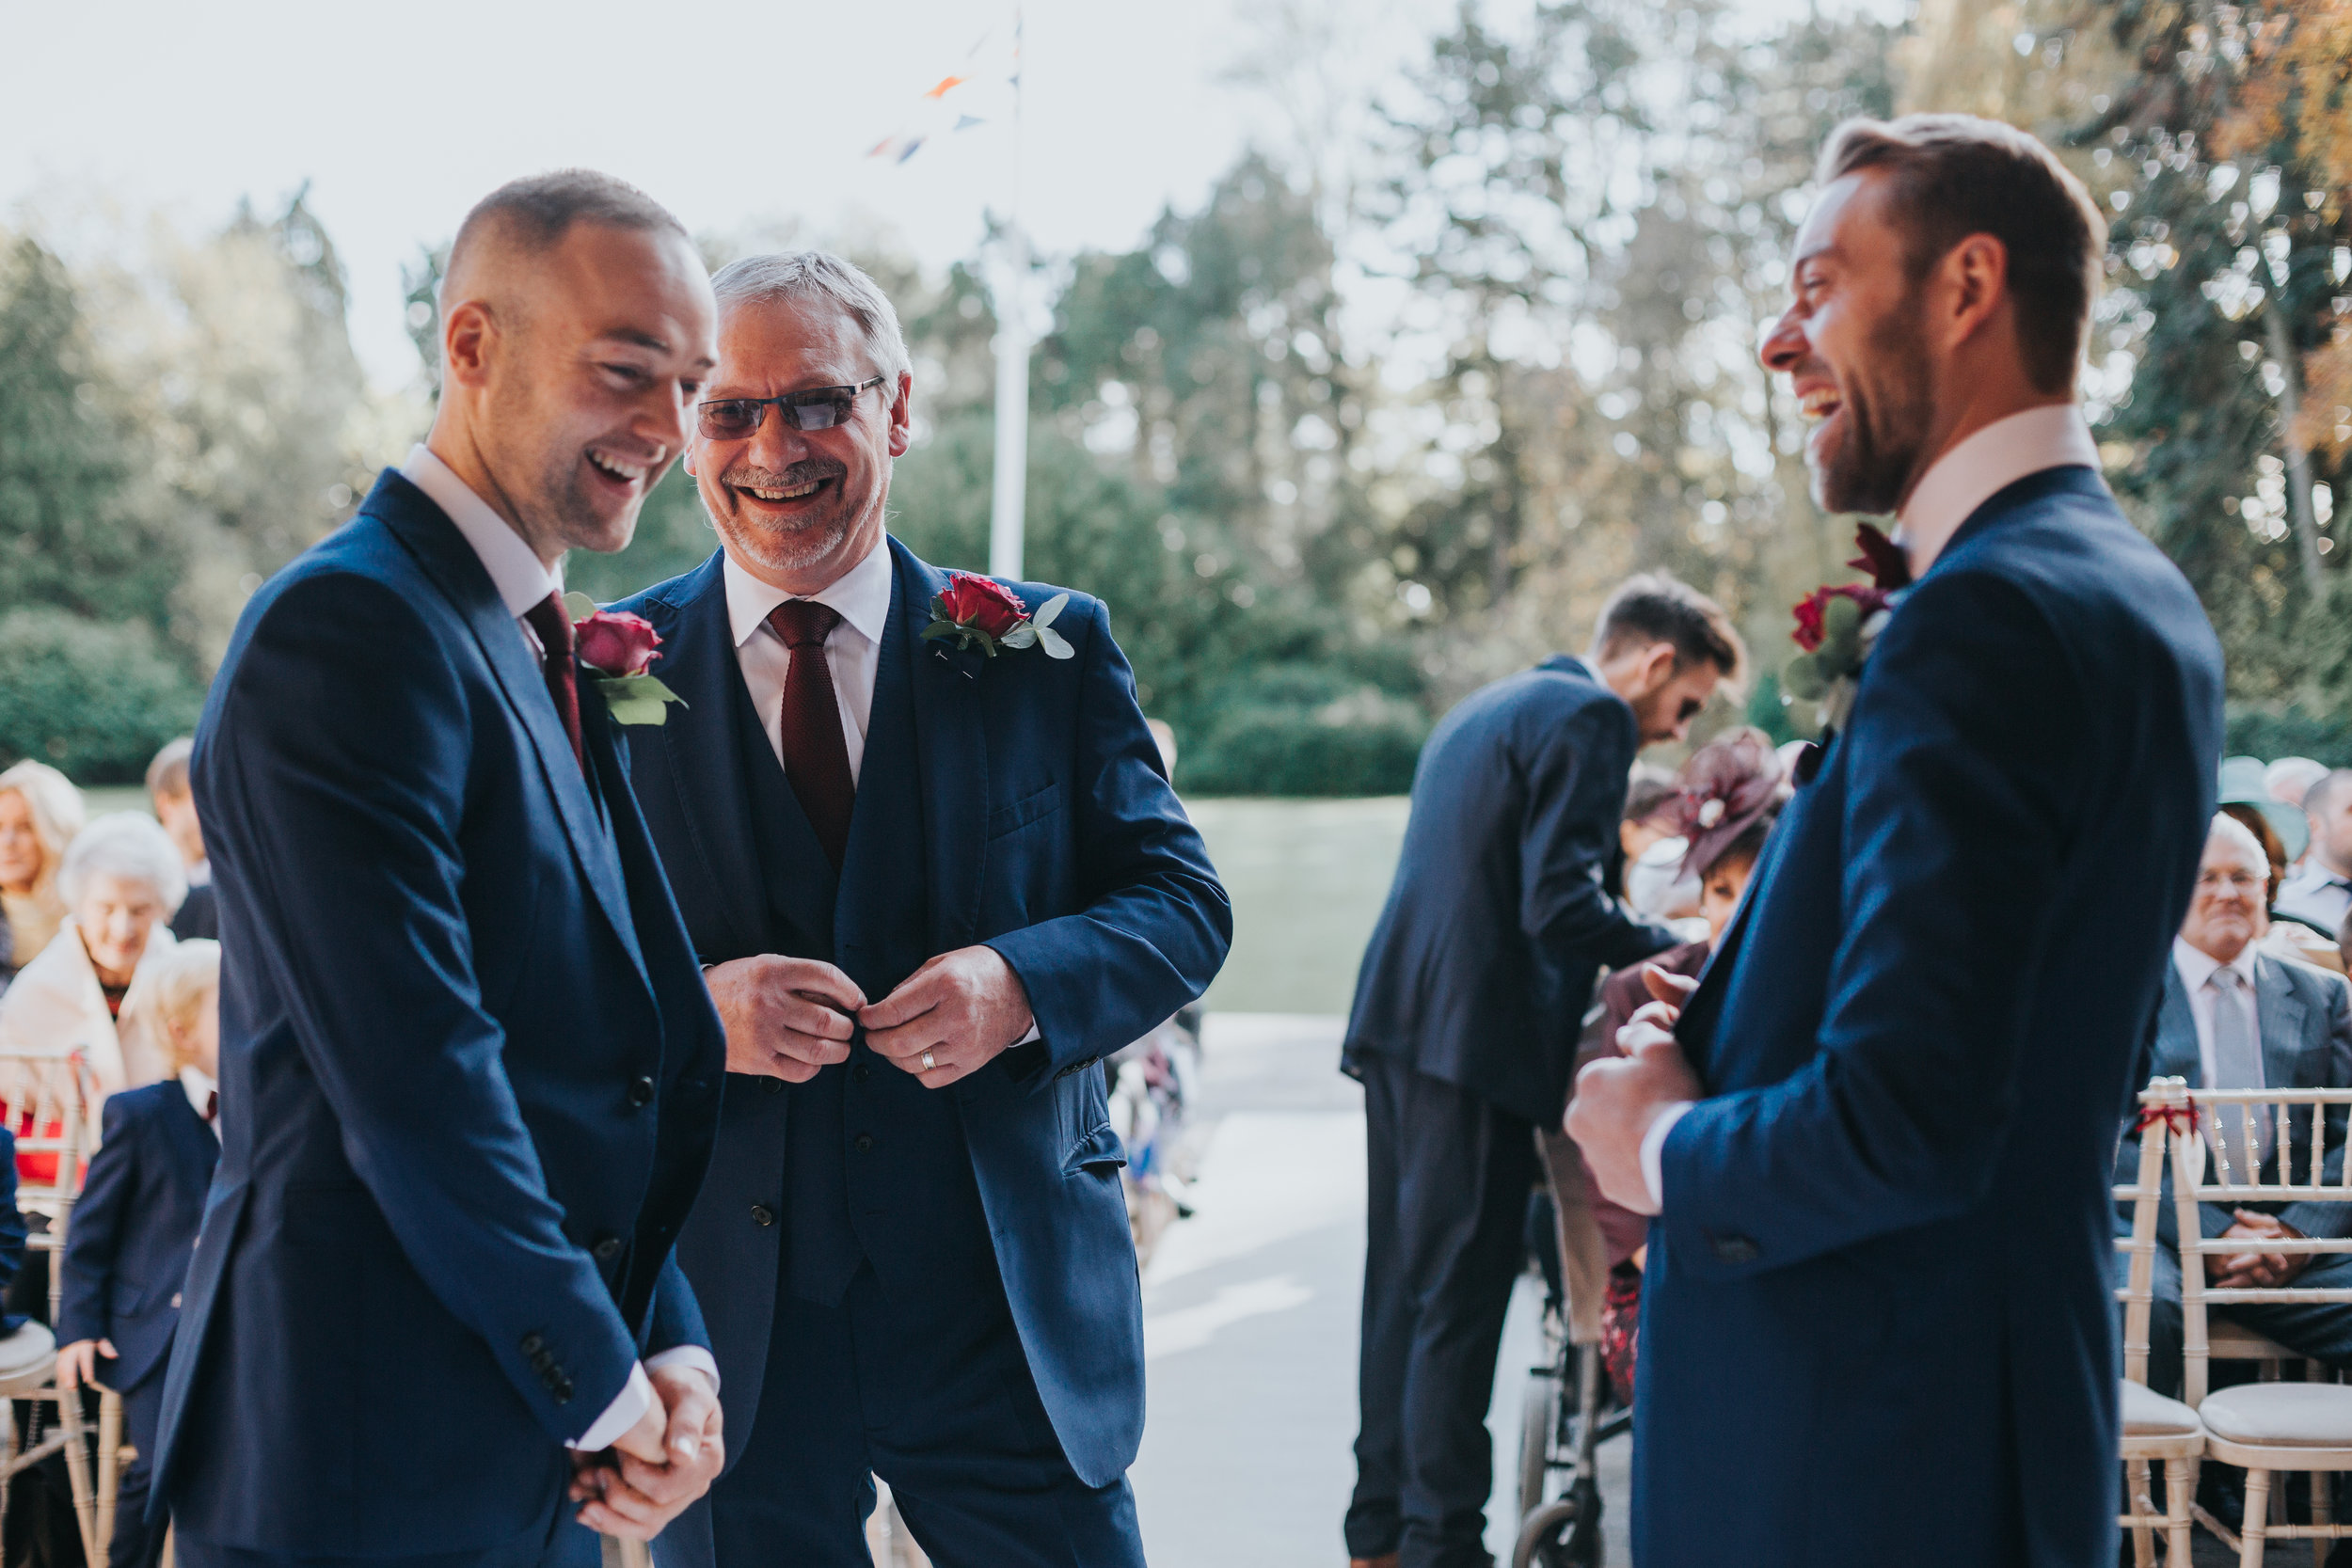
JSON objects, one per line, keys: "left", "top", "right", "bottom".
{"left": 1512, "top": 1132, "right": 1631, "bottom": 1568}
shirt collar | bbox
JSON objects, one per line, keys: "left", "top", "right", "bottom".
{"left": 400, "top": 445, "right": 564, "bottom": 620}
{"left": 1895, "top": 404, "right": 2100, "bottom": 576}
{"left": 723, "top": 536, "right": 894, "bottom": 651}
{"left": 2174, "top": 934, "right": 2262, "bottom": 994}
{"left": 181, "top": 1064, "right": 218, "bottom": 1125}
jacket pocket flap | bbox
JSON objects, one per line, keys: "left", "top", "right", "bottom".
{"left": 1063, "top": 1121, "right": 1128, "bottom": 1175}
{"left": 987, "top": 781, "right": 1061, "bottom": 839}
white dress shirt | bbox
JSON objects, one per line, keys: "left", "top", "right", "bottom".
{"left": 182, "top": 1065, "right": 221, "bottom": 1142}
{"left": 2278, "top": 860, "right": 2352, "bottom": 941}
{"left": 721, "top": 538, "right": 895, "bottom": 784}
{"left": 2172, "top": 937, "right": 2265, "bottom": 1089}
{"left": 1634, "top": 403, "right": 2103, "bottom": 1212}
{"left": 399, "top": 444, "right": 717, "bottom": 1450}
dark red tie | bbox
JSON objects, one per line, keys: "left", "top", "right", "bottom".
{"left": 204, "top": 1090, "right": 218, "bottom": 1123}
{"left": 768, "top": 600, "right": 854, "bottom": 871}
{"left": 522, "top": 593, "right": 585, "bottom": 772}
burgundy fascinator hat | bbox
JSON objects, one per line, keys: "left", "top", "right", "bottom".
{"left": 1673, "top": 726, "right": 1790, "bottom": 878}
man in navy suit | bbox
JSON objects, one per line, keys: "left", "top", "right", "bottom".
{"left": 2116, "top": 813, "right": 2352, "bottom": 1396}
{"left": 157, "top": 171, "right": 731, "bottom": 1567}
{"left": 607, "top": 251, "right": 1230, "bottom": 1568}
{"left": 1570, "top": 116, "right": 2225, "bottom": 1566}
{"left": 1340, "top": 578, "right": 1740, "bottom": 1568}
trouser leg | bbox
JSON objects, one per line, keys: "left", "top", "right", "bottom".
{"left": 707, "top": 1288, "right": 876, "bottom": 1568}
{"left": 1347, "top": 1052, "right": 1409, "bottom": 1559}
{"left": 2218, "top": 1249, "right": 2352, "bottom": 1370}
{"left": 1391, "top": 1069, "right": 1540, "bottom": 1568}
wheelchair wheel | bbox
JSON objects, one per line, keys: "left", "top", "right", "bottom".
{"left": 1512, "top": 1476, "right": 1603, "bottom": 1568}
{"left": 1518, "top": 1366, "right": 1561, "bottom": 1517}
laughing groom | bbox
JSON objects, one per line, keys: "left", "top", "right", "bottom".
{"left": 612, "top": 250, "right": 1231, "bottom": 1568}
{"left": 1569, "top": 117, "right": 2223, "bottom": 1565}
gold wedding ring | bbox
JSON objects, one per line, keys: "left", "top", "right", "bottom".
{"left": 920, "top": 1050, "right": 937, "bottom": 1071}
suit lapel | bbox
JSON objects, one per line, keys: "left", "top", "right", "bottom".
{"left": 2152, "top": 965, "right": 2201, "bottom": 1084}
{"left": 159, "top": 1086, "right": 220, "bottom": 1193}
{"left": 895, "top": 540, "right": 989, "bottom": 951}
{"left": 645, "top": 558, "right": 771, "bottom": 957}
{"left": 2258, "top": 959, "right": 2311, "bottom": 1089}
{"left": 373, "top": 476, "right": 648, "bottom": 997}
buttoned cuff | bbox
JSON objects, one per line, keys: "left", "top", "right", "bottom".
{"left": 567, "top": 1362, "right": 654, "bottom": 1452}
{"left": 1641, "top": 1101, "right": 1694, "bottom": 1212}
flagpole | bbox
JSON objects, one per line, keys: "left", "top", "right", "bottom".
{"left": 987, "top": 8, "right": 1028, "bottom": 581}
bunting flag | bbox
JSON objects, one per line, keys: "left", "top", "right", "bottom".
{"left": 866, "top": 17, "right": 1020, "bottom": 166}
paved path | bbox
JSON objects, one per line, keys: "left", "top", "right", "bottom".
{"left": 1130, "top": 1014, "right": 1630, "bottom": 1567}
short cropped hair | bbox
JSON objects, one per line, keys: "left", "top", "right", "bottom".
{"left": 59, "top": 813, "right": 187, "bottom": 918}
{"left": 1591, "top": 573, "right": 1745, "bottom": 685}
{"left": 1819, "top": 115, "right": 2106, "bottom": 395}
{"left": 2308, "top": 769, "right": 2352, "bottom": 825}
{"left": 708, "top": 250, "right": 913, "bottom": 384}
{"left": 2207, "top": 812, "right": 2272, "bottom": 880}
{"left": 146, "top": 736, "right": 194, "bottom": 801}
{"left": 448, "top": 169, "right": 689, "bottom": 281}
{"left": 142, "top": 938, "right": 220, "bottom": 1049}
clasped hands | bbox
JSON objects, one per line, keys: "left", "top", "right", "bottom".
{"left": 570, "top": 1362, "right": 724, "bottom": 1540}
{"left": 2210, "top": 1209, "right": 2311, "bottom": 1289}
{"left": 1566, "top": 966, "right": 1705, "bottom": 1216}
{"left": 705, "top": 947, "right": 1034, "bottom": 1088}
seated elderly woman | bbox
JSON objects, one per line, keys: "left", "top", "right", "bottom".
{"left": 0, "top": 814, "right": 186, "bottom": 1142}
{"left": 0, "top": 762, "right": 88, "bottom": 992}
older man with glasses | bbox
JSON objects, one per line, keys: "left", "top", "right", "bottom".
{"left": 607, "top": 251, "right": 1229, "bottom": 1568}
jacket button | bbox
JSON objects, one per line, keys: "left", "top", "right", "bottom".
{"left": 592, "top": 1234, "right": 623, "bottom": 1262}
{"left": 854, "top": 1133, "right": 876, "bottom": 1153}
{"left": 851, "top": 1063, "right": 871, "bottom": 1085}
{"left": 550, "top": 1375, "right": 574, "bottom": 1404}
{"left": 627, "top": 1075, "right": 656, "bottom": 1109}
{"left": 760, "top": 1077, "right": 785, "bottom": 1095}
{"left": 520, "top": 1332, "right": 546, "bottom": 1355}
{"left": 1710, "top": 1234, "right": 1761, "bottom": 1265}
{"left": 751, "top": 1204, "right": 775, "bottom": 1227}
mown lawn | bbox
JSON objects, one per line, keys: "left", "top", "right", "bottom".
{"left": 1184, "top": 796, "right": 1410, "bottom": 1018}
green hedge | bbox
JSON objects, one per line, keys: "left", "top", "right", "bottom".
{"left": 2226, "top": 706, "right": 2352, "bottom": 768}
{"left": 0, "top": 609, "right": 205, "bottom": 784}
{"left": 1179, "top": 684, "right": 1427, "bottom": 797}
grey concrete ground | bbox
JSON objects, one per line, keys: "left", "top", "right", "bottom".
{"left": 1130, "top": 1014, "right": 1630, "bottom": 1568}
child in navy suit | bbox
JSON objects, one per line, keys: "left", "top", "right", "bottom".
{"left": 59, "top": 939, "right": 220, "bottom": 1568}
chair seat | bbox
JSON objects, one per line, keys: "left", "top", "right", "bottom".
{"left": 2122, "top": 1378, "right": 2202, "bottom": 1438}
{"left": 2199, "top": 1382, "right": 2352, "bottom": 1447}
{"left": 0, "top": 1320, "right": 56, "bottom": 1395}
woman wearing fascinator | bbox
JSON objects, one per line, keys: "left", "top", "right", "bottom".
{"left": 1563, "top": 727, "right": 1791, "bottom": 1404}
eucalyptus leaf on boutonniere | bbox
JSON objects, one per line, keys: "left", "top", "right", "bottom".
{"left": 563, "top": 592, "right": 688, "bottom": 727}
{"left": 920, "top": 572, "right": 1074, "bottom": 661}
{"left": 1780, "top": 523, "right": 1911, "bottom": 733}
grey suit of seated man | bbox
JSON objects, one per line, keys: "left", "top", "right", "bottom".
{"left": 2114, "top": 812, "right": 2352, "bottom": 1397}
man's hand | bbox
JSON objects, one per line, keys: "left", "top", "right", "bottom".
{"left": 569, "top": 1365, "right": 724, "bottom": 1541}
{"left": 56, "top": 1338, "right": 114, "bottom": 1391}
{"left": 2209, "top": 1209, "right": 2310, "bottom": 1289}
{"left": 1565, "top": 966, "right": 1704, "bottom": 1216}
{"left": 704, "top": 956, "right": 865, "bottom": 1082}
{"left": 860, "top": 946, "right": 1034, "bottom": 1087}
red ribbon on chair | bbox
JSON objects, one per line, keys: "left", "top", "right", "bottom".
{"left": 2131, "top": 1095, "right": 2200, "bottom": 1136}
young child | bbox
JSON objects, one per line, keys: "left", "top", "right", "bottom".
{"left": 58, "top": 938, "right": 220, "bottom": 1568}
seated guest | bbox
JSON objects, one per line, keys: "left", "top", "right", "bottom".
{"left": 2114, "top": 813, "right": 2352, "bottom": 1399}
{"left": 145, "top": 739, "right": 215, "bottom": 942}
{"left": 2268, "top": 756, "right": 2330, "bottom": 817}
{"left": 2280, "top": 768, "right": 2352, "bottom": 939}
{"left": 1560, "top": 726, "right": 1787, "bottom": 1404}
{"left": 58, "top": 938, "right": 220, "bottom": 1568}
{"left": 0, "top": 815, "right": 185, "bottom": 1141}
{"left": 0, "top": 762, "right": 87, "bottom": 990}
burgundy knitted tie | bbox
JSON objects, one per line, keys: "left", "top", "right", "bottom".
{"left": 522, "top": 593, "right": 585, "bottom": 772}
{"left": 768, "top": 599, "right": 854, "bottom": 871}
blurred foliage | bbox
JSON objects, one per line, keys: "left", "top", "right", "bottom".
{"left": 0, "top": 608, "right": 205, "bottom": 783}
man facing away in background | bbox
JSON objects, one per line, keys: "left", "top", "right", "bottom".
{"left": 1341, "top": 575, "right": 1741, "bottom": 1568}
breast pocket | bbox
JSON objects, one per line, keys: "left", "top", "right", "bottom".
{"left": 987, "top": 781, "right": 1062, "bottom": 840}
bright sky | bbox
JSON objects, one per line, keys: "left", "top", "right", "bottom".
{"left": 2, "top": 0, "right": 1454, "bottom": 388}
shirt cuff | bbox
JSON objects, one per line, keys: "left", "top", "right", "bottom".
{"left": 567, "top": 1362, "right": 655, "bottom": 1452}
{"left": 1640, "top": 1101, "right": 1694, "bottom": 1212}
{"left": 1013, "top": 1020, "right": 1041, "bottom": 1047}
{"left": 644, "top": 1345, "right": 720, "bottom": 1394}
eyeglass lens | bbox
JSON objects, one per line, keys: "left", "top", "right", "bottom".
{"left": 697, "top": 388, "right": 863, "bottom": 440}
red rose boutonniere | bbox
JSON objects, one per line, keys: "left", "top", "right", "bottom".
{"left": 921, "top": 572, "right": 1074, "bottom": 660}
{"left": 1781, "top": 524, "right": 1911, "bottom": 731}
{"left": 561, "top": 594, "right": 688, "bottom": 726}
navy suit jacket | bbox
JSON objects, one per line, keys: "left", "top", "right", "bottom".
{"left": 611, "top": 540, "right": 1230, "bottom": 1489}
{"left": 155, "top": 471, "right": 727, "bottom": 1555}
{"left": 1343, "top": 656, "right": 1674, "bottom": 1124}
{"left": 2116, "top": 955, "right": 2352, "bottom": 1244}
{"left": 1638, "top": 467, "right": 2224, "bottom": 1567}
{"left": 59, "top": 1082, "right": 218, "bottom": 1391}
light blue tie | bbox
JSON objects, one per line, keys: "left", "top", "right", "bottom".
{"left": 2208, "top": 966, "right": 2272, "bottom": 1182}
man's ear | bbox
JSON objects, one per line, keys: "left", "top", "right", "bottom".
{"left": 1638, "top": 641, "right": 1679, "bottom": 697}
{"left": 1938, "top": 233, "right": 2010, "bottom": 355}
{"left": 441, "top": 299, "right": 495, "bottom": 389}
{"left": 886, "top": 372, "right": 914, "bottom": 459}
